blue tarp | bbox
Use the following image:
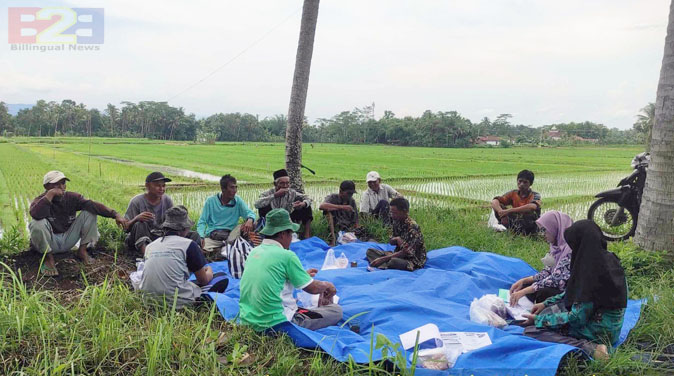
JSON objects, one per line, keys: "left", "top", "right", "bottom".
{"left": 204, "top": 237, "right": 644, "bottom": 376}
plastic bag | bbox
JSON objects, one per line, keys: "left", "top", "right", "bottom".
{"left": 321, "top": 248, "right": 338, "bottom": 270}
{"left": 469, "top": 298, "right": 507, "bottom": 328}
{"left": 129, "top": 258, "right": 144, "bottom": 291}
{"left": 297, "top": 290, "right": 315, "bottom": 308}
{"left": 476, "top": 294, "right": 508, "bottom": 318}
{"left": 322, "top": 248, "right": 348, "bottom": 270}
{"left": 415, "top": 347, "right": 449, "bottom": 370}
{"left": 336, "top": 252, "right": 349, "bottom": 268}
{"left": 488, "top": 210, "right": 507, "bottom": 232}
{"left": 337, "top": 231, "right": 357, "bottom": 244}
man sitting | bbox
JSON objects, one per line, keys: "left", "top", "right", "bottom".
{"left": 255, "top": 169, "right": 313, "bottom": 239}
{"left": 124, "top": 171, "right": 200, "bottom": 255}
{"left": 140, "top": 206, "right": 228, "bottom": 308}
{"left": 29, "top": 170, "right": 126, "bottom": 276}
{"left": 367, "top": 197, "right": 426, "bottom": 271}
{"left": 319, "top": 180, "right": 359, "bottom": 246}
{"left": 197, "top": 174, "right": 256, "bottom": 254}
{"left": 239, "top": 209, "right": 342, "bottom": 331}
{"left": 359, "top": 171, "right": 402, "bottom": 225}
{"left": 490, "top": 169, "right": 542, "bottom": 235}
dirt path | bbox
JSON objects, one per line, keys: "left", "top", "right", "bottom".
{"left": 6, "top": 245, "right": 138, "bottom": 294}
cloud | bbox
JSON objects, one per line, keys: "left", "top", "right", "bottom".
{"left": 1, "top": 0, "right": 669, "bottom": 129}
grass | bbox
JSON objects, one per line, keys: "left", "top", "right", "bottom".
{"left": 34, "top": 138, "right": 641, "bottom": 183}
{"left": 0, "top": 137, "right": 671, "bottom": 375}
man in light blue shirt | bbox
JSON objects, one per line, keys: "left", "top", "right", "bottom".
{"left": 197, "top": 174, "right": 256, "bottom": 254}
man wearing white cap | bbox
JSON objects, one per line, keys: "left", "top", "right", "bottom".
{"left": 29, "top": 170, "right": 127, "bottom": 276}
{"left": 359, "top": 171, "right": 402, "bottom": 225}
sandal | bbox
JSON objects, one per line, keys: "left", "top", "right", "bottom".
{"left": 39, "top": 264, "right": 59, "bottom": 277}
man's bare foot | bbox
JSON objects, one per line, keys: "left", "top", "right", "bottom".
{"left": 77, "top": 249, "right": 94, "bottom": 265}
{"left": 594, "top": 344, "right": 610, "bottom": 361}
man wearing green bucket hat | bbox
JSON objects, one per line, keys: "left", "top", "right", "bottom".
{"left": 239, "top": 209, "right": 343, "bottom": 331}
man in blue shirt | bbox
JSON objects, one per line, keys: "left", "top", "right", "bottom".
{"left": 197, "top": 174, "right": 256, "bottom": 254}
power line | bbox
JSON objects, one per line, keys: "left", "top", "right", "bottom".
{"left": 168, "top": 6, "right": 302, "bottom": 102}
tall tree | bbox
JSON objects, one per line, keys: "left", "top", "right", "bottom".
{"left": 634, "top": 1, "right": 674, "bottom": 252}
{"left": 0, "top": 102, "right": 12, "bottom": 136}
{"left": 633, "top": 102, "right": 655, "bottom": 151}
{"left": 285, "top": 0, "right": 320, "bottom": 191}
{"left": 106, "top": 104, "right": 119, "bottom": 137}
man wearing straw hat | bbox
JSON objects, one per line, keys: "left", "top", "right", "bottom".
{"left": 239, "top": 209, "right": 342, "bottom": 331}
{"left": 140, "top": 205, "right": 228, "bottom": 308}
{"left": 29, "top": 170, "right": 127, "bottom": 276}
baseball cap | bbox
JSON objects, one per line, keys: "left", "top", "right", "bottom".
{"left": 145, "top": 171, "right": 172, "bottom": 183}
{"left": 43, "top": 171, "right": 69, "bottom": 185}
{"left": 366, "top": 171, "right": 381, "bottom": 182}
{"left": 339, "top": 180, "right": 356, "bottom": 193}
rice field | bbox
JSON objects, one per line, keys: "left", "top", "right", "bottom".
{"left": 0, "top": 138, "right": 640, "bottom": 237}
{"left": 2, "top": 138, "right": 672, "bottom": 376}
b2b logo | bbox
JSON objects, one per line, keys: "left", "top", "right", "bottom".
{"left": 8, "top": 7, "right": 104, "bottom": 44}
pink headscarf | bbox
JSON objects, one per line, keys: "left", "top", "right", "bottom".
{"left": 536, "top": 211, "right": 574, "bottom": 265}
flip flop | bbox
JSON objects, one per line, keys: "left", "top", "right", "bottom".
{"left": 39, "top": 264, "right": 59, "bottom": 277}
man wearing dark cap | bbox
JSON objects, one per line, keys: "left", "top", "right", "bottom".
{"left": 29, "top": 170, "right": 127, "bottom": 276}
{"left": 140, "top": 206, "right": 228, "bottom": 309}
{"left": 124, "top": 171, "right": 200, "bottom": 254}
{"left": 319, "top": 180, "right": 359, "bottom": 246}
{"left": 254, "top": 169, "right": 313, "bottom": 239}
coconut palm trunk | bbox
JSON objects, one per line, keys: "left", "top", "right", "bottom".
{"left": 634, "top": 0, "right": 674, "bottom": 252}
{"left": 285, "top": 0, "right": 320, "bottom": 191}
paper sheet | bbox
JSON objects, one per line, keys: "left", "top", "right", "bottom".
{"left": 499, "top": 289, "right": 534, "bottom": 320}
{"left": 399, "top": 323, "right": 442, "bottom": 350}
{"left": 440, "top": 332, "right": 492, "bottom": 353}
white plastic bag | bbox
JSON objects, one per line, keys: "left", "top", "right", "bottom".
{"left": 336, "top": 252, "right": 349, "bottom": 268}
{"left": 321, "top": 248, "right": 337, "bottom": 270}
{"left": 415, "top": 347, "right": 450, "bottom": 370}
{"left": 322, "top": 248, "right": 348, "bottom": 270}
{"left": 476, "top": 294, "right": 508, "bottom": 319}
{"left": 469, "top": 298, "right": 507, "bottom": 328}
{"left": 488, "top": 210, "right": 507, "bottom": 232}
{"left": 337, "top": 231, "right": 357, "bottom": 244}
{"left": 129, "top": 258, "right": 144, "bottom": 291}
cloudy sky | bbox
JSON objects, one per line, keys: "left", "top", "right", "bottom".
{"left": 0, "top": 0, "right": 669, "bottom": 129}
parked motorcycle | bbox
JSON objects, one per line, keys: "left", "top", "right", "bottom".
{"left": 587, "top": 153, "right": 649, "bottom": 241}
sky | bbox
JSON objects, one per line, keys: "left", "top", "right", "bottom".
{"left": 0, "top": 0, "right": 669, "bottom": 129}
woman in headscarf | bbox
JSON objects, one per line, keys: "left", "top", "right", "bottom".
{"left": 509, "top": 211, "right": 574, "bottom": 305}
{"left": 522, "top": 220, "right": 628, "bottom": 360}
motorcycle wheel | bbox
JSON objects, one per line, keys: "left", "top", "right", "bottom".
{"left": 587, "top": 197, "right": 638, "bottom": 241}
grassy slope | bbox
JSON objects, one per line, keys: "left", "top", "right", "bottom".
{"left": 0, "top": 139, "right": 671, "bottom": 375}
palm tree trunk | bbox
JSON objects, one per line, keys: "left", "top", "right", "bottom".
{"left": 634, "top": 0, "right": 674, "bottom": 252}
{"left": 285, "top": 0, "right": 320, "bottom": 191}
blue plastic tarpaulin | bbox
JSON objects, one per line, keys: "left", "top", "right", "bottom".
{"left": 204, "top": 237, "right": 643, "bottom": 376}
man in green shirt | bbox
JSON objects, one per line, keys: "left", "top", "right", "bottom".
{"left": 239, "top": 209, "right": 342, "bottom": 331}
{"left": 197, "top": 174, "right": 256, "bottom": 254}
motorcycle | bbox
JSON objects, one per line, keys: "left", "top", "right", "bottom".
{"left": 587, "top": 152, "right": 649, "bottom": 241}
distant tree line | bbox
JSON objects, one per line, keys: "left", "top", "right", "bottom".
{"left": 0, "top": 100, "right": 650, "bottom": 146}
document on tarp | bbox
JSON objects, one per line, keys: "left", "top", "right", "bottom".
{"left": 499, "top": 288, "right": 534, "bottom": 320}
{"left": 440, "top": 332, "right": 492, "bottom": 353}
